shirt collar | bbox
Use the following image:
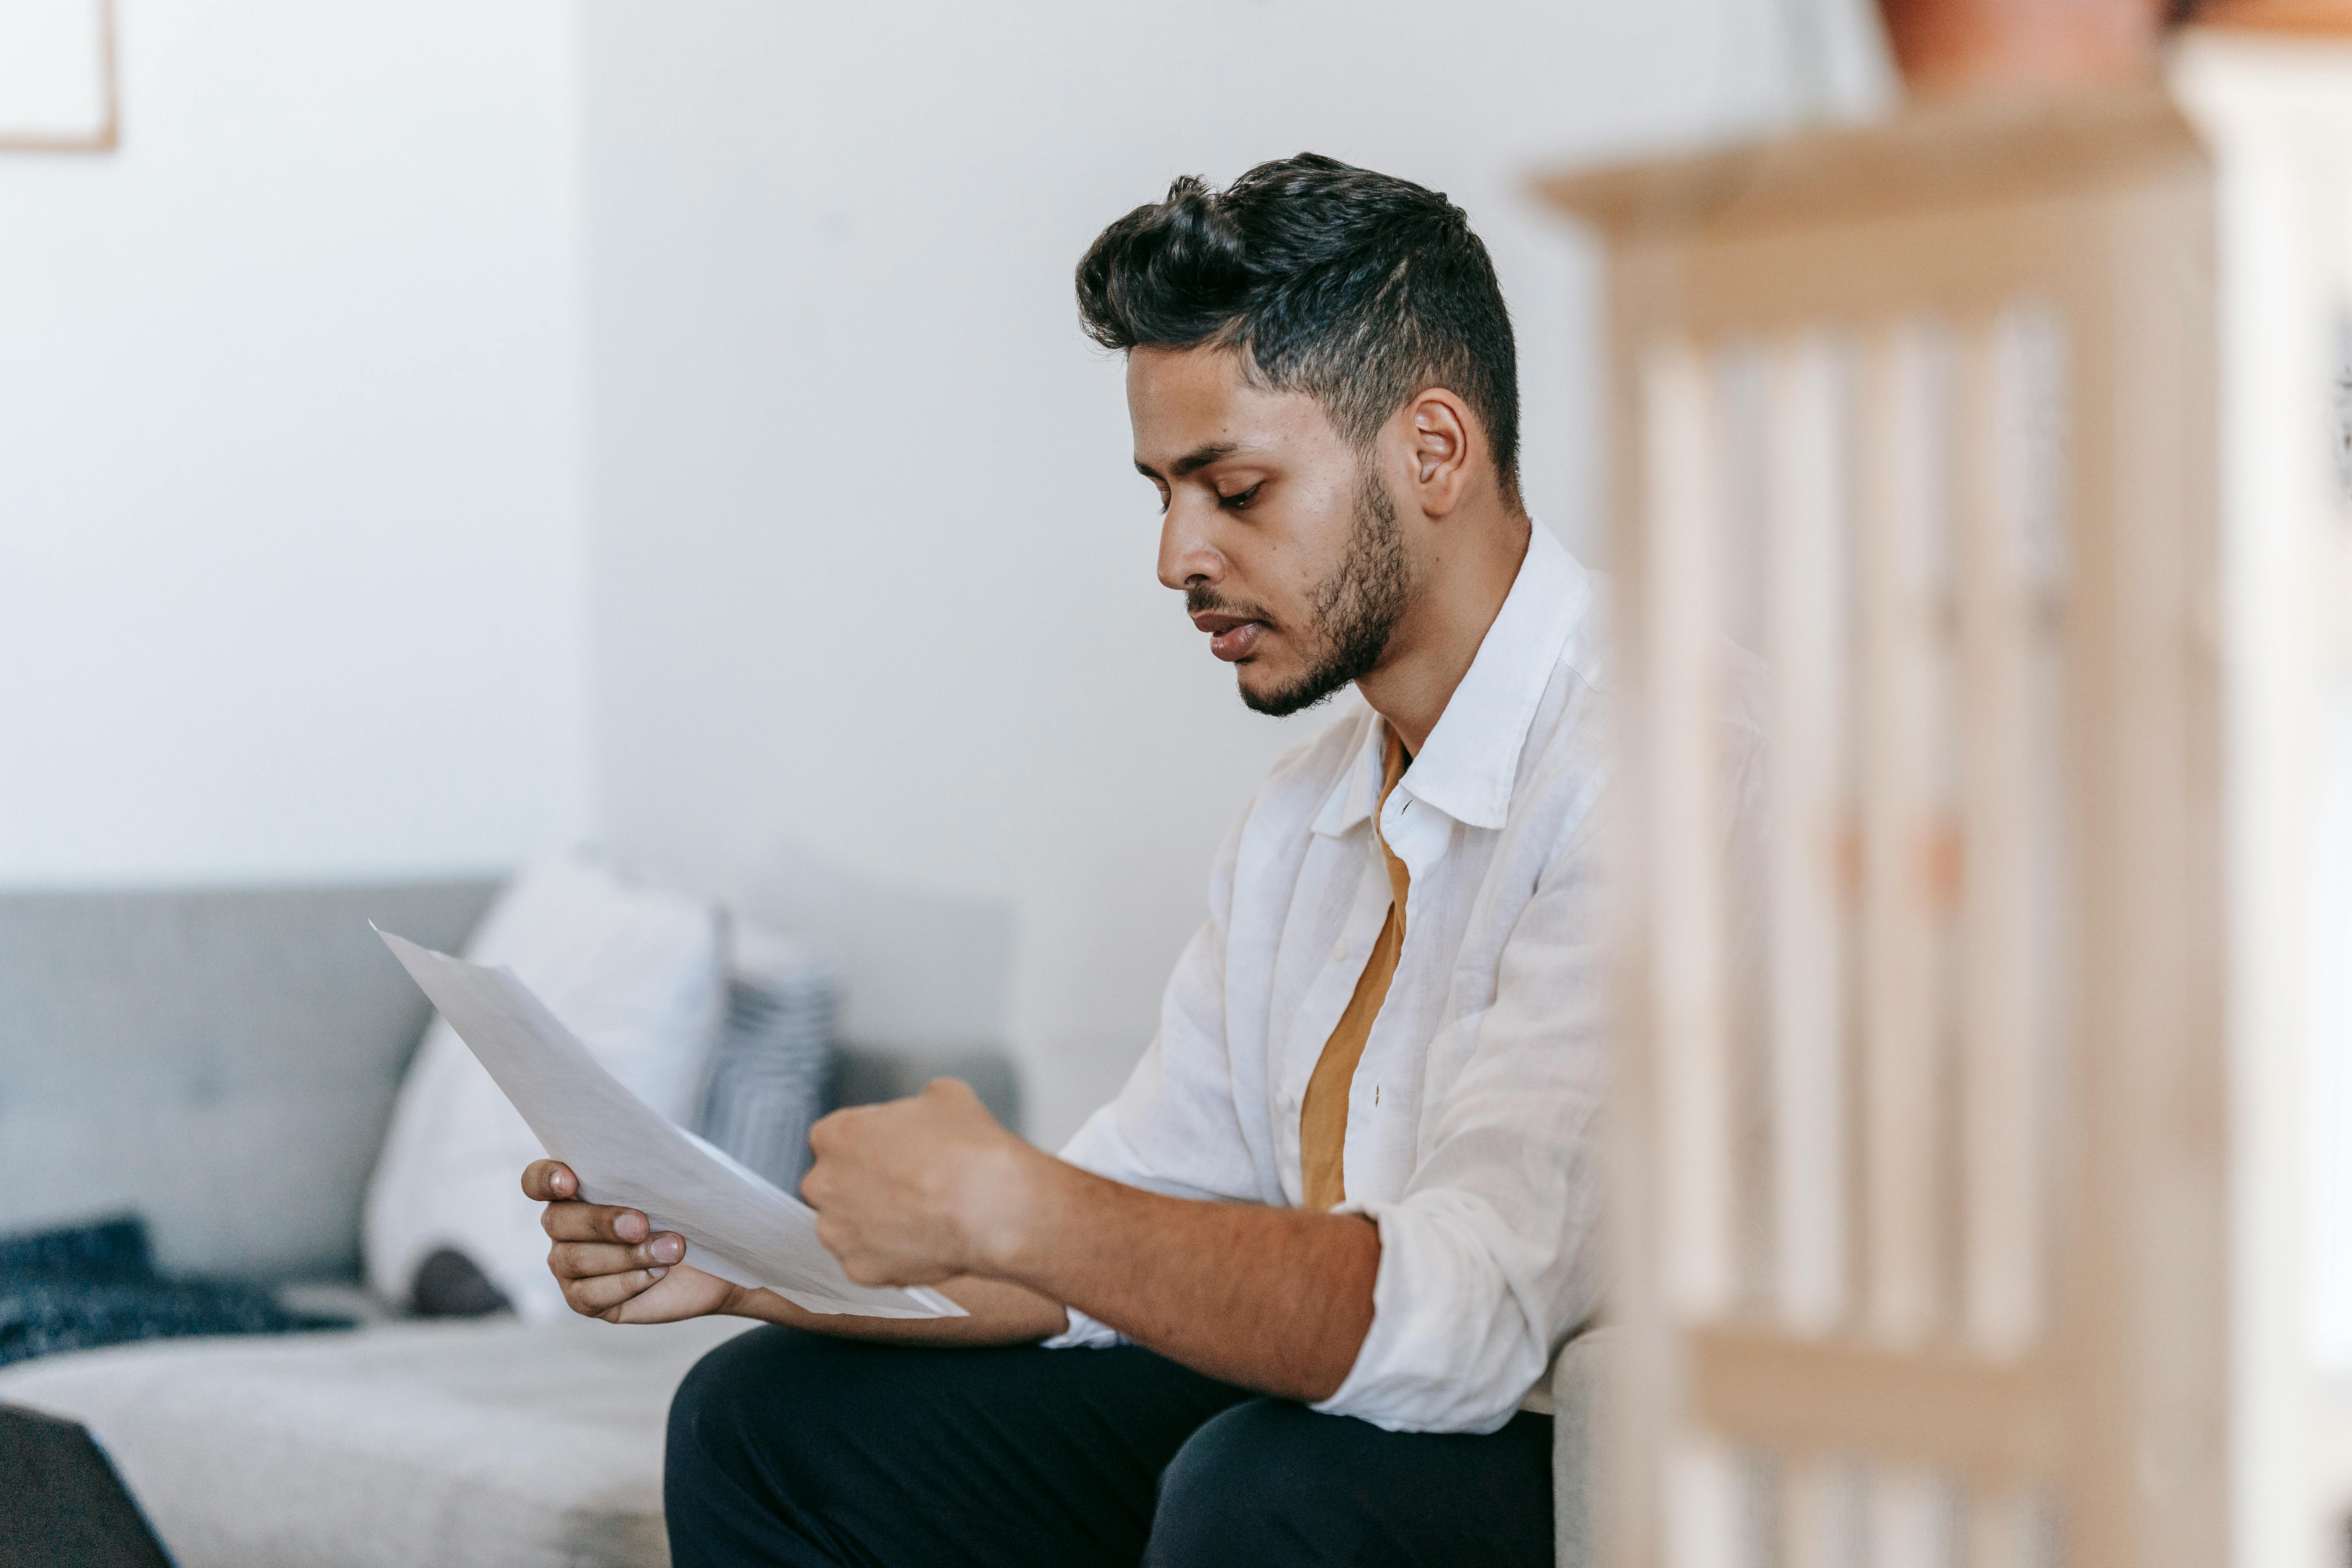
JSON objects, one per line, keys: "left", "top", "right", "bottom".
{"left": 1311, "top": 523, "right": 1590, "bottom": 838}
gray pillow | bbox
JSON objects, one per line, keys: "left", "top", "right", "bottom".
{"left": 409, "top": 1246, "right": 512, "bottom": 1318}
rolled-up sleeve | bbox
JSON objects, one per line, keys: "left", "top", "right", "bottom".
{"left": 1312, "top": 822, "right": 1610, "bottom": 1433}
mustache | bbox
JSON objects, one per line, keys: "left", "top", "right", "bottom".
{"left": 1184, "top": 582, "right": 1276, "bottom": 625}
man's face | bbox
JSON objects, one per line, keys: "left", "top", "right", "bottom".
{"left": 1127, "top": 346, "right": 1413, "bottom": 716}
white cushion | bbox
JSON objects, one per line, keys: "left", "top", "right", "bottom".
{"left": 0, "top": 1316, "right": 752, "bottom": 1568}
{"left": 364, "top": 851, "right": 728, "bottom": 1319}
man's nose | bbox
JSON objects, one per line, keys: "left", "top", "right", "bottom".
{"left": 1157, "top": 505, "right": 1223, "bottom": 593}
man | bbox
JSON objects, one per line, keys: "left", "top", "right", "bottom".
{"left": 527, "top": 154, "right": 1630, "bottom": 1566}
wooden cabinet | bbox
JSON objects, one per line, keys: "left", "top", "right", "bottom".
{"left": 1543, "top": 84, "right": 2227, "bottom": 1568}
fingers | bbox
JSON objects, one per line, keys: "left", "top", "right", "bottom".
{"left": 548, "top": 1232, "right": 685, "bottom": 1319}
{"left": 809, "top": 1213, "right": 885, "bottom": 1288}
{"left": 527, "top": 1161, "right": 659, "bottom": 1245}
{"left": 813, "top": 1220, "right": 867, "bottom": 1286}
{"left": 521, "top": 1160, "right": 576, "bottom": 1201}
{"left": 526, "top": 1159, "right": 689, "bottom": 1318}
{"left": 805, "top": 1105, "right": 859, "bottom": 1158}
{"left": 563, "top": 1266, "right": 671, "bottom": 1316}
{"left": 521, "top": 1166, "right": 657, "bottom": 1246}
{"left": 546, "top": 1234, "right": 684, "bottom": 1281}
{"left": 538, "top": 1198, "right": 655, "bottom": 1245}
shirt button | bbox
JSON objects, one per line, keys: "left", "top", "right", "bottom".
{"left": 1331, "top": 938, "right": 1348, "bottom": 961}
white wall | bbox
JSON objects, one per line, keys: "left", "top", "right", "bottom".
{"left": 0, "top": 0, "right": 590, "bottom": 886}
{"left": 577, "top": 0, "right": 1890, "bottom": 1144}
{"left": 0, "top": 0, "right": 1886, "bottom": 1143}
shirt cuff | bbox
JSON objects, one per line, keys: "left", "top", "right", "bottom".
{"left": 1040, "top": 1304, "right": 1127, "bottom": 1350}
{"left": 1309, "top": 1193, "right": 1552, "bottom": 1433}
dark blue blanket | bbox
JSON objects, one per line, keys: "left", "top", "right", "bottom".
{"left": 0, "top": 1216, "right": 352, "bottom": 1368}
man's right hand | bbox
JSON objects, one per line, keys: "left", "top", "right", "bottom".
{"left": 524, "top": 1159, "right": 740, "bottom": 1324}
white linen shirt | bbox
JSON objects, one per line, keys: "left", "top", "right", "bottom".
{"left": 1047, "top": 523, "right": 1668, "bottom": 1436}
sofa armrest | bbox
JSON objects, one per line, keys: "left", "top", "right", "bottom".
{"left": 1552, "top": 1325, "right": 1617, "bottom": 1568}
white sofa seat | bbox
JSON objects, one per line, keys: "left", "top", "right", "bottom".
{"left": 0, "top": 1315, "right": 752, "bottom": 1568}
{"left": 9, "top": 1312, "right": 1612, "bottom": 1564}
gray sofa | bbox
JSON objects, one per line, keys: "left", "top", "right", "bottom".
{"left": 0, "top": 880, "right": 1598, "bottom": 1566}
{"left": 0, "top": 882, "right": 502, "bottom": 1281}
{"left": 0, "top": 880, "right": 1022, "bottom": 1567}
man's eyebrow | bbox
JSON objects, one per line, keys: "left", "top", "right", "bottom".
{"left": 1134, "top": 441, "right": 1240, "bottom": 481}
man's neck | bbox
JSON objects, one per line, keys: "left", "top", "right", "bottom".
{"left": 1357, "top": 506, "right": 1534, "bottom": 757}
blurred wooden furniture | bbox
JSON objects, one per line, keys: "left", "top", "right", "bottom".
{"left": 1543, "top": 83, "right": 2225, "bottom": 1567}
{"left": 2173, "top": 26, "right": 2352, "bottom": 1568}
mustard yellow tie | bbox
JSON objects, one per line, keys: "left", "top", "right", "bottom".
{"left": 1299, "top": 728, "right": 1410, "bottom": 1212}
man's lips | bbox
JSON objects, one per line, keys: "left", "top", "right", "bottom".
{"left": 1191, "top": 611, "right": 1269, "bottom": 663}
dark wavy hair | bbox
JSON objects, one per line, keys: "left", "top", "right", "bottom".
{"left": 1075, "top": 153, "right": 1522, "bottom": 506}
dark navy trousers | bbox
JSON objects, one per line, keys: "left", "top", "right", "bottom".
{"left": 664, "top": 1325, "right": 1555, "bottom": 1567}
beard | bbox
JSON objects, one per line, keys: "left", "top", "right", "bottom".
{"left": 1189, "top": 466, "right": 1414, "bottom": 719}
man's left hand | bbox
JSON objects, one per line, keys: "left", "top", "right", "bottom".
{"left": 800, "top": 1079, "right": 1043, "bottom": 1287}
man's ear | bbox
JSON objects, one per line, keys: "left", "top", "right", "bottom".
{"left": 1396, "top": 388, "right": 1478, "bottom": 519}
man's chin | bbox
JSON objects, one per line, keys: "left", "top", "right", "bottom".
{"left": 1236, "top": 661, "right": 1352, "bottom": 719}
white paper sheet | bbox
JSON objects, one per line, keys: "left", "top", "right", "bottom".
{"left": 375, "top": 926, "right": 962, "bottom": 1319}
